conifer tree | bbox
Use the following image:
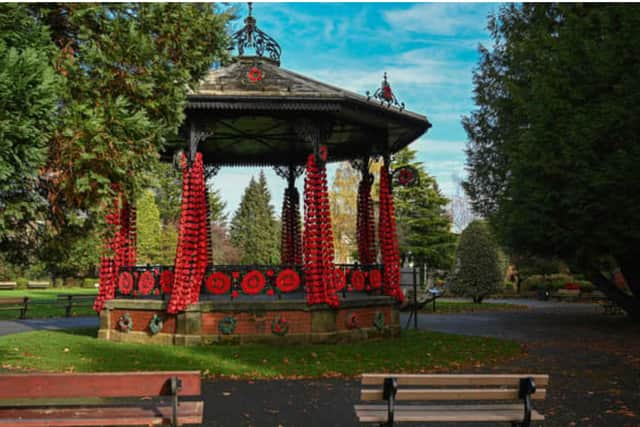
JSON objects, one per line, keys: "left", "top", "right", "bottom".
{"left": 392, "top": 148, "right": 456, "bottom": 270}
{"left": 229, "top": 171, "right": 280, "bottom": 264}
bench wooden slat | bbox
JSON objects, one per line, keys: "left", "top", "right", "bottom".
{"left": 361, "top": 388, "right": 547, "bottom": 401}
{"left": 0, "top": 401, "right": 203, "bottom": 426}
{"left": 355, "top": 404, "right": 525, "bottom": 411}
{"left": 356, "top": 407, "right": 544, "bottom": 423}
{"left": 0, "top": 372, "right": 201, "bottom": 399}
{"left": 362, "top": 374, "right": 549, "bottom": 387}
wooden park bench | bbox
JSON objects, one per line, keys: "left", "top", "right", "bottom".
{"left": 56, "top": 294, "right": 96, "bottom": 317}
{"left": 0, "top": 282, "right": 17, "bottom": 291}
{"left": 0, "top": 371, "right": 204, "bottom": 426}
{"left": 27, "top": 281, "right": 50, "bottom": 289}
{"left": 0, "top": 297, "right": 29, "bottom": 319}
{"left": 355, "top": 373, "right": 548, "bottom": 427}
{"left": 601, "top": 300, "right": 625, "bottom": 315}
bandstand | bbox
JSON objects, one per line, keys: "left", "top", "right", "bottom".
{"left": 96, "top": 7, "right": 431, "bottom": 345}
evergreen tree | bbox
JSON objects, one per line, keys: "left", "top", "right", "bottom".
{"left": 392, "top": 148, "right": 456, "bottom": 270}
{"left": 0, "top": 4, "right": 61, "bottom": 263}
{"left": 330, "top": 162, "right": 359, "bottom": 263}
{"left": 450, "top": 220, "right": 504, "bottom": 303}
{"left": 229, "top": 171, "right": 280, "bottom": 264}
{"left": 137, "top": 190, "right": 162, "bottom": 264}
{"left": 463, "top": 4, "right": 640, "bottom": 316}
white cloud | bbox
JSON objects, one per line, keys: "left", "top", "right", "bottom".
{"left": 415, "top": 138, "right": 467, "bottom": 156}
{"left": 384, "top": 4, "right": 494, "bottom": 36}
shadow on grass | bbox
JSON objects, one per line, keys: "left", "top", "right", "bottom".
{"left": 0, "top": 327, "right": 522, "bottom": 379}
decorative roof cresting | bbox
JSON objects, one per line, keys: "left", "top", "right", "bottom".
{"left": 231, "top": 3, "right": 282, "bottom": 66}
{"left": 366, "top": 72, "right": 405, "bottom": 111}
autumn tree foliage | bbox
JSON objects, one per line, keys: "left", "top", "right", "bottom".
{"left": 330, "top": 162, "right": 359, "bottom": 263}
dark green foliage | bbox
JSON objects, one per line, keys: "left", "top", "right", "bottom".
{"left": 229, "top": 171, "right": 280, "bottom": 264}
{"left": 463, "top": 4, "right": 640, "bottom": 316}
{"left": 450, "top": 220, "right": 503, "bottom": 303}
{"left": 42, "top": 4, "right": 231, "bottom": 219}
{"left": 392, "top": 148, "right": 456, "bottom": 269}
{"left": 0, "top": 4, "right": 61, "bottom": 260}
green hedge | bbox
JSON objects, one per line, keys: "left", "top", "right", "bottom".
{"left": 15, "top": 277, "right": 28, "bottom": 289}
{"left": 521, "top": 274, "right": 595, "bottom": 293}
{"left": 83, "top": 278, "right": 99, "bottom": 288}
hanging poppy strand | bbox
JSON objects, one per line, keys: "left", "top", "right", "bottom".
{"left": 379, "top": 163, "right": 404, "bottom": 302}
{"left": 168, "top": 152, "right": 209, "bottom": 314}
{"left": 356, "top": 171, "right": 376, "bottom": 265}
{"left": 303, "top": 147, "right": 339, "bottom": 308}
{"left": 280, "top": 184, "right": 302, "bottom": 265}
{"left": 94, "top": 191, "right": 122, "bottom": 312}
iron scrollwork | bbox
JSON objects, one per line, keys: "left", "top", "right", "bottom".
{"left": 366, "top": 72, "right": 405, "bottom": 111}
{"left": 231, "top": 3, "right": 282, "bottom": 65}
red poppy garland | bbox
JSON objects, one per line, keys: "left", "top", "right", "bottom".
{"left": 167, "top": 152, "right": 209, "bottom": 314}
{"left": 356, "top": 172, "right": 376, "bottom": 265}
{"left": 276, "top": 269, "right": 301, "bottom": 293}
{"left": 206, "top": 272, "right": 232, "bottom": 295}
{"left": 303, "top": 146, "right": 339, "bottom": 308}
{"left": 241, "top": 270, "right": 266, "bottom": 295}
{"left": 379, "top": 164, "right": 404, "bottom": 303}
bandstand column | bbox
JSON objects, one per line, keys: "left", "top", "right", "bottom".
{"left": 276, "top": 165, "right": 303, "bottom": 265}
{"left": 354, "top": 157, "right": 377, "bottom": 265}
{"left": 378, "top": 155, "right": 404, "bottom": 302}
{"left": 167, "top": 124, "right": 211, "bottom": 314}
{"left": 296, "top": 120, "right": 339, "bottom": 308}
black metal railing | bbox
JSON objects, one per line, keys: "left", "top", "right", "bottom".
{"left": 115, "top": 263, "right": 384, "bottom": 300}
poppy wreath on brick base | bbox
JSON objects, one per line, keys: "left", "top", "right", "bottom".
{"left": 148, "top": 314, "right": 164, "bottom": 335}
{"left": 271, "top": 315, "right": 289, "bottom": 336}
{"left": 117, "top": 313, "right": 133, "bottom": 333}
{"left": 373, "top": 311, "right": 385, "bottom": 331}
{"left": 218, "top": 316, "right": 236, "bottom": 335}
{"left": 345, "top": 312, "right": 359, "bottom": 330}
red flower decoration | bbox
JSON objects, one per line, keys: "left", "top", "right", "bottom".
{"left": 247, "top": 66, "right": 263, "bottom": 82}
{"left": 382, "top": 85, "right": 393, "bottom": 101}
{"left": 206, "top": 272, "right": 232, "bottom": 295}
{"left": 369, "top": 269, "right": 382, "bottom": 289}
{"left": 118, "top": 272, "right": 134, "bottom": 295}
{"left": 333, "top": 268, "right": 346, "bottom": 291}
{"left": 232, "top": 271, "right": 240, "bottom": 280}
{"left": 138, "top": 271, "right": 155, "bottom": 296}
{"left": 231, "top": 290, "right": 239, "bottom": 299}
{"left": 266, "top": 288, "right": 275, "bottom": 296}
{"left": 241, "top": 270, "right": 266, "bottom": 295}
{"left": 160, "top": 270, "right": 174, "bottom": 294}
{"left": 154, "top": 289, "right": 160, "bottom": 296}
{"left": 276, "top": 269, "right": 301, "bottom": 293}
{"left": 351, "top": 270, "right": 366, "bottom": 291}
{"left": 266, "top": 269, "right": 275, "bottom": 277}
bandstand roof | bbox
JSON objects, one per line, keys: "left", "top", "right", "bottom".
{"left": 168, "top": 7, "right": 432, "bottom": 167}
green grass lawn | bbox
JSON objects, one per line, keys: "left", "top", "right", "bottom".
{"left": 0, "top": 288, "right": 98, "bottom": 320}
{"left": 425, "top": 300, "right": 529, "bottom": 314}
{"left": 0, "top": 328, "right": 521, "bottom": 379}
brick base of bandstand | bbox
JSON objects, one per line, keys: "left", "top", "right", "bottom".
{"left": 98, "top": 296, "right": 400, "bottom": 346}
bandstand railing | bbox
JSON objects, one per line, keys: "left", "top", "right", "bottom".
{"left": 115, "top": 263, "right": 384, "bottom": 301}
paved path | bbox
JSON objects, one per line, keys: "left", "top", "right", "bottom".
{"left": 202, "top": 301, "right": 640, "bottom": 427}
{"left": 0, "top": 316, "right": 98, "bottom": 337}
{"left": 1, "top": 302, "right": 638, "bottom": 426}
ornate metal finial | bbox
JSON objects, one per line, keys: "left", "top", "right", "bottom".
{"left": 366, "top": 72, "right": 405, "bottom": 111}
{"left": 231, "top": 3, "right": 282, "bottom": 65}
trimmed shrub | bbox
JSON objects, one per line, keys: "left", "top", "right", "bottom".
{"left": 83, "top": 278, "right": 99, "bottom": 288}
{"left": 15, "top": 277, "right": 28, "bottom": 289}
{"left": 53, "top": 278, "right": 64, "bottom": 288}
{"left": 450, "top": 220, "right": 503, "bottom": 303}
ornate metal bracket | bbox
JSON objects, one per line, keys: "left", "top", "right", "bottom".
{"left": 293, "top": 118, "right": 333, "bottom": 166}
{"left": 366, "top": 72, "right": 405, "bottom": 111}
{"left": 230, "top": 3, "right": 282, "bottom": 65}
{"left": 274, "top": 164, "right": 305, "bottom": 186}
{"left": 188, "top": 122, "right": 214, "bottom": 165}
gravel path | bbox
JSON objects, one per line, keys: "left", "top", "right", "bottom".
{"left": 0, "top": 316, "right": 98, "bottom": 337}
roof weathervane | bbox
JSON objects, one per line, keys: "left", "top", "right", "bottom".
{"left": 366, "top": 72, "right": 405, "bottom": 111}
{"left": 231, "top": 2, "right": 282, "bottom": 65}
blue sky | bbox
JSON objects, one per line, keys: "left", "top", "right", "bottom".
{"left": 213, "top": 2, "right": 499, "bottom": 218}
